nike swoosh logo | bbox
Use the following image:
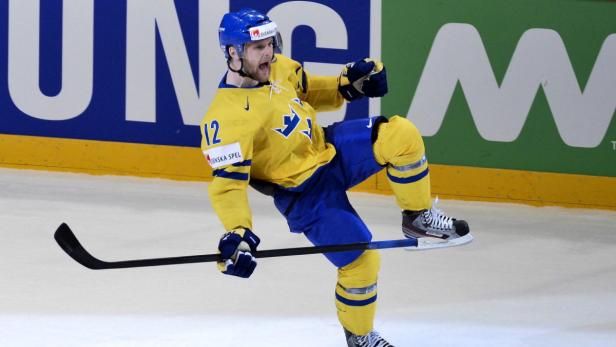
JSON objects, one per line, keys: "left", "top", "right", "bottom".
{"left": 367, "top": 117, "right": 373, "bottom": 128}
{"left": 244, "top": 96, "right": 250, "bottom": 111}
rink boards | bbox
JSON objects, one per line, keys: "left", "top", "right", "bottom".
{"left": 1, "top": 133, "right": 614, "bottom": 210}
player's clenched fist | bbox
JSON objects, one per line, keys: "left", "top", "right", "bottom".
{"left": 338, "top": 58, "right": 388, "bottom": 101}
{"left": 217, "top": 228, "right": 260, "bottom": 278}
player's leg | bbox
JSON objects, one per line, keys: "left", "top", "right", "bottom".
{"left": 339, "top": 251, "right": 394, "bottom": 346}
{"left": 299, "top": 205, "right": 393, "bottom": 346}
{"left": 300, "top": 207, "right": 378, "bottom": 335}
{"left": 278, "top": 116, "right": 406, "bottom": 345}
{"left": 276, "top": 165, "right": 391, "bottom": 345}
{"left": 373, "top": 115, "right": 469, "bottom": 239}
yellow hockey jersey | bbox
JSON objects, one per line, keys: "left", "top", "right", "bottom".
{"left": 201, "top": 54, "right": 345, "bottom": 231}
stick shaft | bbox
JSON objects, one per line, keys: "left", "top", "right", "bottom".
{"left": 54, "top": 223, "right": 418, "bottom": 270}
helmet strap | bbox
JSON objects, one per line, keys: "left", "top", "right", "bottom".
{"left": 227, "top": 58, "right": 259, "bottom": 81}
{"left": 225, "top": 45, "right": 250, "bottom": 78}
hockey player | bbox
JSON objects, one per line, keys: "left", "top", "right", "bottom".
{"left": 201, "top": 8, "right": 469, "bottom": 347}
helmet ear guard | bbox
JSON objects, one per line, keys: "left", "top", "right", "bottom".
{"left": 273, "top": 31, "right": 283, "bottom": 55}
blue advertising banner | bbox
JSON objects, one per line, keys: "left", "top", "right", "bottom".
{"left": 0, "top": 0, "right": 372, "bottom": 147}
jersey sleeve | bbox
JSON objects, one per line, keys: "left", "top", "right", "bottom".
{"left": 285, "top": 56, "right": 345, "bottom": 112}
{"left": 201, "top": 114, "right": 254, "bottom": 231}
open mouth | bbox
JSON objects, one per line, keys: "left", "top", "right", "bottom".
{"left": 258, "top": 62, "right": 270, "bottom": 72}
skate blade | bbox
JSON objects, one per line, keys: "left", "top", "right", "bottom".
{"left": 404, "top": 233, "right": 474, "bottom": 251}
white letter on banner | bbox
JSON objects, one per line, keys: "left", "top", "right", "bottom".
{"left": 8, "top": 0, "right": 94, "bottom": 120}
{"left": 126, "top": 0, "right": 228, "bottom": 125}
{"left": 409, "top": 23, "right": 616, "bottom": 148}
{"left": 268, "top": 1, "right": 348, "bottom": 126}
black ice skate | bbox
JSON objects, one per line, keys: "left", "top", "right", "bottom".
{"left": 402, "top": 198, "right": 469, "bottom": 240}
{"left": 344, "top": 329, "right": 394, "bottom": 347}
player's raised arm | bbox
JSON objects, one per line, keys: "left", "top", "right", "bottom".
{"left": 290, "top": 59, "right": 344, "bottom": 112}
{"left": 288, "top": 56, "right": 388, "bottom": 112}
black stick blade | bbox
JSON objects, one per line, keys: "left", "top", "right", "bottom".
{"left": 54, "top": 223, "right": 108, "bottom": 270}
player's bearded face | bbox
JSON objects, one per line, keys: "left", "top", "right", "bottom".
{"left": 242, "top": 38, "right": 274, "bottom": 82}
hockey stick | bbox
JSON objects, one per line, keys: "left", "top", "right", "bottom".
{"left": 54, "top": 223, "right": 473, "bottom": 270}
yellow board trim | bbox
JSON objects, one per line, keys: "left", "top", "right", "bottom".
{"left": 1, "top": 134, "right": 615, "bottom": 210}
{"left": 370, "top": 165, "right": 616, "bottom": 211}
{"left": 0, "top": 134, "right": 211, "bottom": 181}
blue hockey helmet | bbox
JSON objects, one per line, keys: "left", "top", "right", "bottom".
{"left": 218, "top": 8, "right": 282, "bottom": 59}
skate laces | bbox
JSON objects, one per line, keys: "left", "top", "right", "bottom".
{"left": 354, "top": 331, "right": 392, "bottom": 347}
{"left": 423, "top": 197, "right": 454, "bottom": 230}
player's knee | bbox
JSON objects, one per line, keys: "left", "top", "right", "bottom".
{"left": 374, "top": 115, "right": 422, "bottom": 140}
{"left": 373, "top": 115, "right": 425, "bottom": 166}
{"left": 337, "top": 250, "right": 380, "bottom": 289}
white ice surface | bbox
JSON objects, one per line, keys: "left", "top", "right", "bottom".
{"left": 1, "top": 168, "right": 615, "bottom": 347}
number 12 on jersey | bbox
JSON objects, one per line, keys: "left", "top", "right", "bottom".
{"left": 203, "top": 120, "right": 222, "bottom": 146}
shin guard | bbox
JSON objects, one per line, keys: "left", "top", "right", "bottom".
{"left": 336, "top": 250, "right": 381, "bottom": 336}
{"left": 373, "top": 116, "right": 431, "bottom": 211}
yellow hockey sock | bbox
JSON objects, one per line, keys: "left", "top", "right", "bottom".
{"left": 335, "top": 250, "right": 380, "bottom": 336}
{"left": 373, "top": 116, "right": 431, "bottom": 211}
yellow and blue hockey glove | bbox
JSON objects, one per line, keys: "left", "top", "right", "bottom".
{"left": 217, "top": 228, "right": 260, "bottom": 278}
{"left": 338, "top": 58, "right": 388, "bottom": 101}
